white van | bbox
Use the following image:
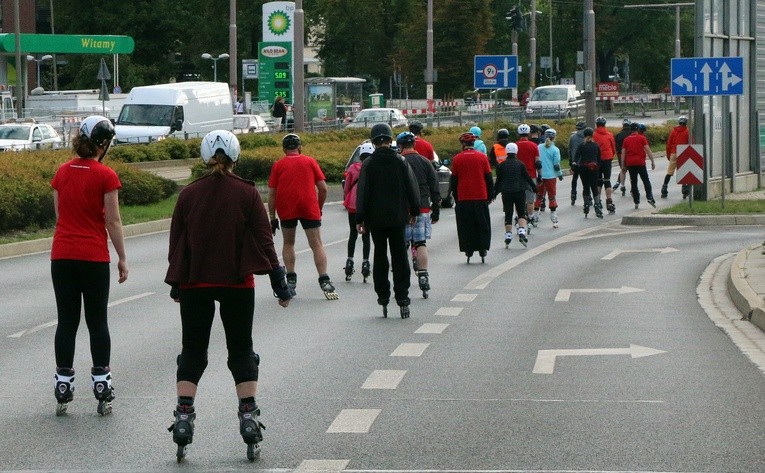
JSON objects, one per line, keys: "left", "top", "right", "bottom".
{"left": 115, "top": 82, "right": 233, "bottom": 143}
{"left": 525, "top": 84, "right": 585, "bottom": 119}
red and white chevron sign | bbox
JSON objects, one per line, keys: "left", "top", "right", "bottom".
{"left": 676, "top": 144, "right": 704, "bottom": 185}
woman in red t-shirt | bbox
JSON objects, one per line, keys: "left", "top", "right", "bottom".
{"left": 50, "top": 115, "right": 127, "bottom": 416}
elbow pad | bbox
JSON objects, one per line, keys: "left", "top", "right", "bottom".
{"left": 535, "top": 160, "right": 542, "bottom": 170}
{"left": 553, "top": 164, "right": 561, "bottom": 172}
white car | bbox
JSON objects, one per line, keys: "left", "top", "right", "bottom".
{"left": 345, "top": 108, "right": 408, "bottom": 129}
{"left": 0, "top": 122, "right": 62, "bottom": 151}
{"left": 232, "top": 114, "right": 271, "bottom": 134}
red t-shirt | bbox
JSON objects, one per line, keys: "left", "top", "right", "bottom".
{"left": 268, "top": 152, "right": 326, "bottom": 220}
{"left": 516, "top": 138, "right": 540, "bottom": 178}
{"left": 50, "top": 158, "right": 122, "bottom": 262}
{"left": 622, "top": 133, "right": 650, "bottom": 167}
{"left": 451, "top": 149, "right": 491, "bottom": 201}
{"left": 414, "top": 136, "right": 435, "bottom": 161}
{"left": 593, "top": 127, "right": 616, "bottom": 161}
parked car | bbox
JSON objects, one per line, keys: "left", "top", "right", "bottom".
{"left": 524, "top": 84, "right": 585, "bottom": 119}
{"left": 345, "top": 108, "right": 408, "bottom": 129}
{"left": 232, "top": 114, "right": 270, "bottom": 134}
{"left": 342, "top": 140, "right": 453, "bottom": 208}
{"left": 0, "top": 121, "right": 62, "bottom": 151}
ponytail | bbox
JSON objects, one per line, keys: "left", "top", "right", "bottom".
{"left": 205, "top": 150, "right": 235, "bottom": 175}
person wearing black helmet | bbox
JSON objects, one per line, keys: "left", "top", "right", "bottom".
{"left": 613, "top": 118, "right": 632, "bottom": 196}
{"left": 268, "top": 133, "right": 338, "bottom": 300}
{"left": 50, "top": 115, "right": 127, "bottom": 417}
{"left": 356, "top": 123, "right": 420, "bottom": 318}
{"left": 662, "top": 116, "right": 690, "bottom": 199}
{"left": 573, "top": 127, "right": 603, "bottom": 218}
{"left": 621, "top": 122, "right": 656, "bottom": 209}
{"left": 568, "top": 121, "right": 586, "bottom": 205}
{"left": 409, "top": 120, "right": 435, "bottom": 161}
{"left": 487, "top": 128, "right": 511, "bottom": 168}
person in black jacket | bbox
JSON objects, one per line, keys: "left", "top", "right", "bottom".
{"left": 613, "top": 119, "right": 632, "bottom": 196}
{"left": 356, "top": 123, "right": 420, "bottom": 318}
{"left": 494, "top": 142, "right": 537, "bottom": 248}
{"left": 396, "top": 131, "right": 440, "bottom": 298}
{"left": 573, "top": 127, "right": 603, "bottom": 218}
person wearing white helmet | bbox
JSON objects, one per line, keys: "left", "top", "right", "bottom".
{"left": 494, "top": 142, "right": 537, "bottom": 247}
{"left": 514, "top": 123, "right": 542, "bottom": 227}
{"left": 50, "top": 115, "right": 126, "bottom": 417}
{"left": 166, "top": 130, "right": 293, "bottom": 461}
{"left": 662, "top": 116, "right": 691, "bottom": 199}
{"left": 536, "top": 128, "right": 564, "bottom": 228}
{"left": 342, "top": 142, "right": 374, "bottom": 282}
{"left": 268, "top": 133, "right": 338, "bottom": 300}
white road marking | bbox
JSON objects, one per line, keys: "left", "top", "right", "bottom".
{"left": 554, "top": 286, "right": 645, "bottom": 302}
{"left": 435, "top": 307, "right": 463, "bottom": 316}
{"left": 342, "top": 469, "right": 683, "bottom": 473}
{"left": 107, "top": 292, "right": 155, "bottom": 307}
{"left": 297, "top": 459, "right": 350, "bottom": 471}
{"left": 415, "top": 323, "right": 449, "bottom": 334}
{"left": 296, "top": 238, "right": 347, "bottom": 255}
{"left": 451, "top": 293, "right": 478, "bottom": 302}
{"left": 532, "top": 344, "right": 667, "bottom": 374}
{"left": 326, "top": 409, "right": 381, "bottom": 433}
{"left": 601, "top": 247, "right": 678, "bottom": 260}
{"left": 361, "top": 370, "right": 407, "bottom": 389}
{"left": 390, "top": 343, "right": 429, "bottom": 357}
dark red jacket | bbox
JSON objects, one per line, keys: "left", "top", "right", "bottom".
{"left": 165, "top": 172, "right": 280, "bottom": 286}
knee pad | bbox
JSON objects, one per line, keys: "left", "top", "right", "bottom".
{"left": 228, "top": 351, "right": 260, "bottom": 385}
{"left": 413, "top": 241, "right": 426, "bottom": 249}
{"left": 603, "top": 180, "right": 612, "bottom": 189}
{"left": 177, "top": 351, "right": 208, "bottom": 385}
{"left": 596, "top": 178, "right": 604, "bottom": 187}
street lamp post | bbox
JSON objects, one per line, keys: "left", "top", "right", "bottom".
{"left": 201, "top": 53, "right": 230, "bottom": 82}
{"left": 26, "top": 54, "right": 53, "bottom": 89}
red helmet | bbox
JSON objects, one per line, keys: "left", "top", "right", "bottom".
{"left": 459, "top": 132, "right": 476, "bottom": 144}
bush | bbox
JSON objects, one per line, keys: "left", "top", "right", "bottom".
{"left": 0, "top": 175, "right": 55, "bottom": 232}
{"left": 149, "top": 138, "right": 191, "bottom": 160}
{"left": 108, "top": 145, "right": 152, "bottom": 163}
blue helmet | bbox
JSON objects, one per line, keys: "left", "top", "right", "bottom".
{"left": 469, "top": 126, "right": 482, "bottom": 137}
{"left": 396, "top": 131, "right": 416, "bottom": 147}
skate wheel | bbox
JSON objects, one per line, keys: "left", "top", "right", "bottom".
{"left": 481, "top": 257, "right": 485, "bottom": 263}
{"left": 422, "top": 291, "right": 428, "bottom": 299}
{"left": 56, "top": 403, "right": 68, "bottom": 416}
{"left": 97, "top": 401, "right": 112, "bottom": 416}
{"left": 177, "top": 444, "right": 188, "bottom": 462}
{"left": 382, "top": 306, "right": 388, "bottom": 318}
{"left": 246, "top": 443, "right": 260, "bottom": 461}
{"left": 323, "top": 291, "right": 339, "bottom": 301}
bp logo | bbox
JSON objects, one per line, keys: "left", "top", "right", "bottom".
{"left": 268, "top": 10, "right": 291, "bottom": 36}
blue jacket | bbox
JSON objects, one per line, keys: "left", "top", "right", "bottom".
{"left": 538, "top": 142, "right": 562, "bottom": 179}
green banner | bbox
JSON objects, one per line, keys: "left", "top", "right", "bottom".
{"left": 0, "top": 34, "right": 134, "bottom": 54}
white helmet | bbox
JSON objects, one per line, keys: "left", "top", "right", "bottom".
{"left": 201, "top": 130, "right": 240, "bottom": 163}
{"left": 544, "top": 128, "right": 557, "bottom": 138}
{"left": 517, "top": 124, "right": 531, "bottom": 135}
{"left": 359, "top": 142, "right": 375, "bottom": 156}
{"left": 505, "top": 142, "right": 519, "bottom": 155}
{"left": 79, "top": 115, "right": 115, "bottom": 147}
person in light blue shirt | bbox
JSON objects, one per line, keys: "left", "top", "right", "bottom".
{"left": 536, "top": 128, "right": 563, "bottom": 227}
{"left": 469, "top": 126, "right": 487, "bottom": 155}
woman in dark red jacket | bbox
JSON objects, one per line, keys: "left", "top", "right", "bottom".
{"left": 165, "top": 130, "right": 293, "bottom": 462}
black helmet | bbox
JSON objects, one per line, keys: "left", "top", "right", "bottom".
{"left": 408, "top": 120, "right": 424, "bottom": 133}
{"left": 282, "top": 133, "right": 301, "bottom": 150}
{"left": 575, "top": 121, "right": 586, "bottom": 130}
{"left": 496, "top": 128, "right": 510, "bottom": 140}
{"left": 629, "top": 122, "right": 639, "bottom": 131}
{"left": 79, "top": 115, "right": 115, "bottom": 148}
{"left": 583, "top": 127, "right": 594, "bottom": 137}
{"left": 540, "top": 124, "right": 550, "bottom": 133}
{"left": 595, "top": 116, "right": 607, "bottom": 126}
{"left": 622, "top": 118, "right": 631, "bottom": 127}
{"left": 529, "top": 124, "right": 541, "bottom": 134}
{"left": 370, "top": 123, "right": 393, "bottom": 143}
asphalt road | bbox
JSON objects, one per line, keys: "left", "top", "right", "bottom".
{"left": 1, "top": 162, "right": 764, "bottom": 472}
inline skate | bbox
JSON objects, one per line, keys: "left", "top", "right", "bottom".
{"left": 361, "top": 260, "right": 371, "bottom": 283}
{"left": 606, "top": 199, "right": 616, "bottom": 214}
{"left": 239, "top": 401, "right": 265, "bottom": 462}
{"left": 91, "top": 366, "right": 115, "bottom": 416}
{"left": 54, "top": 368, "right": 75, "bottom": 416}
{"left": 417, "top": 270, "right": 430, "bottom": 299}
{"left": 343, "top": 258, "right": 354, "bottom": 282}
{"left": 318, "top": 275, "right": 338, "bottom": 300}
{"left": 169, "top": 403, "right": 196, "bottom": 462}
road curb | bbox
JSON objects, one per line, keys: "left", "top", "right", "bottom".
{"left": 727, "top": 243, "right": 765, "bottom": 332}
{"left": 622, "top": 212, "right": 765, "bottom": 226}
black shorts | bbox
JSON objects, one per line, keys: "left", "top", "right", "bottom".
{"left": 280, "top": 218, "right": 322, "bottom": 229}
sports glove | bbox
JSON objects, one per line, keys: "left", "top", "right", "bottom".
{"left": 169, "top": 285, "right": 180, "bottom": 301}
{"left": 558, "top": 175, "right": 564, "bottom": 181}
{"left": 553, "top": 164, "right": 561, "bottom": 172}
{"left": 270, "top": 218, "right": 280, "bottom": 235}
{"left": 430, "top": 204, "right": 440, "bottom": 223}
{"left": 269, "top": 266, "right": 295, "bottom": 301}
{"left": 536, "top": 176, "right": 543, "bottom": 186}
{"left": 535, "top": 160, "right": 543, "bottom": 170}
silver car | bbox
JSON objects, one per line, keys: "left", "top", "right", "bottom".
{"left": 0, "top": 122, "right": 62, "bottom": 151}
{"left": 345, "top": 108, "right": 408, "bottom": 129}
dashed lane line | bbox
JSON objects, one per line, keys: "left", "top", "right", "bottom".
{"left": 451, "top": 293, "right": 478, "bottom": 302}
{"left": 361, "top": 370, "right": 407, "bottom": 390}
{"left": 415, "top": 323, "right": 450, "bottom": 334}
{"left": 435, "top": 307, "right": 463, "bottom": 316}
{"left": 390, "top": 343, "right": 430, "bottom": 357}
{"left": 326, "top": 409, "right": 381, "bottom": 433}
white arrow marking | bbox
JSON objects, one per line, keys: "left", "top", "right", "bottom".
{"left": 673, "top": 74, "right": 693, "bottom": 92}
{"left": 555, "top": 286, "right": 644, "bottom": 302}
{"left": 700, "top": 63, "right": 713, "bottom": 91}
{"left": 601, "top": 247, "right": 679, "bottom": 260}
{"left": 719, "top": 62, "right": 742, "bottom": 91}
{"left": 533, "top": 344, "right": 667, "bottom": 374}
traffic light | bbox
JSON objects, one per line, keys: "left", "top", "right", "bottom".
{"left": 505, "top": 7, "right": 525, "bottom": 31}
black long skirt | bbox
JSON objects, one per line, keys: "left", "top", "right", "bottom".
{"left": 454, "top": 200, "right": 491, "bottom": 254}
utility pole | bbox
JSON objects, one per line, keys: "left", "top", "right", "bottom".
{"left": 294, "top": 0, "right": 305, "bottom": 132}
{"left": 583, "top": 0, "right": 596, "bottom": 126}
{"left": 426, "top": 0, "right": 434, "bottom": 115}
{"left": 13, "top": 0, "right": 22, "bottom": 118}
{"left": 229, "top": 0, "right": 238, "bottom": 100}
{"left": 529, "top": 0, "right": 537, "bottom": 89}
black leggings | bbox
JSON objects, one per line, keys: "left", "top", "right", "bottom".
{"left": 501, "top": 191, "right": 527, "bottom": 224}
{"left": 627, "top": 166, "right": 654, "bottom": 203}
{"left": 369, "top": 225, "right": 410, "bottom": 305}
{"left": 347, "top": 211, "right": 370, "bottom": 260}
{"left": 51, "top": 260, "right": 111, "bottom": 368}
{"left": 177, "top": 287, "right": 258, "bottom": 385}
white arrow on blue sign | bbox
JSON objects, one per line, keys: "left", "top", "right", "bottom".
{"left": 671, "top": 57, "right": 743, "bottom": 96}
{"left": 474, "top": 55, "right": 518, "bottom": 90}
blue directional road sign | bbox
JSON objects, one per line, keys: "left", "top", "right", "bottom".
{"left": 671, "top": 57, "right": 744, "bottom": 96}
{"left": 474, "top": 55, "right": 518, "bottom": 89}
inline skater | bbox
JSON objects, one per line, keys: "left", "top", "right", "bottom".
{"left": 409, "top": 120, "right": 435, "bottom": 161}
{"left": 470, "top": 126, "right": 488, "bottom": 155}
{"left": 487, "top": 128, "right": 510, "bottom": 168}
{"left": 343, "top": 143, "right": 374, "bottom": 282}
{"left": 662, "top": 116, "right": 690, "bottom": 199}
{"left": 494, "top": 142, "right": 537, "bottom": 247}
{"left": 165, "top": 130, "right": 293, "bottom": 462}
{"left": 535, "top": 128, "right": 564, "bottom": 227}
{"left": 398, "top": 131, "right": 441, "bottom": 299}
{"left": 613, "top": 118, "right": 632, "bottom": 196}
{"left": 621, "top": 122, "right": 656, "bottom": 209}
{"left": 568, "top": 121, "right": 586, "bottom": 205}
{"left": 573, "top": 127, "right": 603, "bottom": 218}
{"left": 592, "top": 116, "right": 618, "bottom": 214}
{"left": 515, "top": 124, "right": 541, "bottom": 228}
